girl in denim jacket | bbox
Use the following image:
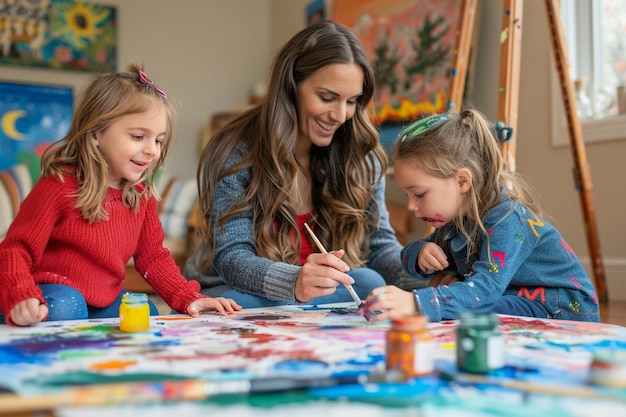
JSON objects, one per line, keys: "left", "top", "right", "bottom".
{"left": 361, "top": 109, "right": 599, "bottom": 322}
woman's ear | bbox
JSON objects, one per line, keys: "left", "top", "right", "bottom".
{"left": 455, "top": 168, "right": 472, "bottom": 193}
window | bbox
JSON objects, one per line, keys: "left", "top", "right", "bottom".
{"left": 551, "top": 0, "right": 626, "bottom": 146}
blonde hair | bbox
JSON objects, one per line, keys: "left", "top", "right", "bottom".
{"left": 393, "top": 108, "right": 543, "bottom": 262}
{"left": 41, "top": 62, "right": 176, "bottom": 223}
{"left": 197, "top": 20, "right": 386, "bottom": 268}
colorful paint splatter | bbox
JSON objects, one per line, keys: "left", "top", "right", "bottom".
{"left": 0, "top": 304, "right": 625, "bottom": 415}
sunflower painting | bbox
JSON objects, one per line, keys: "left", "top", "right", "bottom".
{"left": 0, "top": 0, "right": 116, "bottom": 72}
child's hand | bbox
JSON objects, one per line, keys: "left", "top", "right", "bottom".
{"left": 418, "top": 242, "right": 449, "bottom": 274}
{"left": 186, "top": 297, "right": 242, "bottom": 317}
{"left": 359, "top": 285, "right": 417, "bottom": 322}
{"left": 10, "top": 298, "right": 48, "bottom": 326}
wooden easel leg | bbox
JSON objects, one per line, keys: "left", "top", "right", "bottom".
{"left": 544, "top": 0, "right": 608, "bottom": 304}
{"left": 497, "top": 0, "right": 523, "bottom": 172}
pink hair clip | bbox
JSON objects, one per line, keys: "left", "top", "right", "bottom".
{"left": 138, "top": 70, "right": 167, "bottom": 100}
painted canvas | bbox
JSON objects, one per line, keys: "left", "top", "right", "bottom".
{"left": 0, "top": 81, "right": 72, "bottom": 177}
{"left": 0, "top": 0, "right": 116, "bottom": 72}
{"left": 306, "top": 0, "right": 325, "bottom": 25}
{"left": 0, "top": 304, "right": 625, "bottom": 416}
{"left": 0, "top": 305, "right": 389, "bottom": 393}
{"left": 332, "top": 0, "right": 470, "bottom": 147}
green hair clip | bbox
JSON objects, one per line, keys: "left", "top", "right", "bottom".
{"left": 400, "top": 113, "right": 450, "bottom": 143}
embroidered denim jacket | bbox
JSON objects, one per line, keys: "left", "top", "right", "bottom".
{"left": 401, "top": 194, "right": 599, "bottom": 322}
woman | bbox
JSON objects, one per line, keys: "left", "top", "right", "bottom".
{"left": 184, "top": 20, "right": 421, "bottom": 307}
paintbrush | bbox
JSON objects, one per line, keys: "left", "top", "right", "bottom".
{"left": 304, "top": 222, "right": 365, "bottom": 310}
{"left": 0, "top": 376, "right": 365, "bottom": 414}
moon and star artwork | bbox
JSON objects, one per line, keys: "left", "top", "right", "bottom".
{"left": 0, "top": 81, "right": 72, "bottom": 173}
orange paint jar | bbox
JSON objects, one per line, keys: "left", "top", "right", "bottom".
{"left": 385, "top": 314, "right": 434, "bottom": 380}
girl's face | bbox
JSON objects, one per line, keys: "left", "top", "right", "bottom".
{"left": 94, "top": 105, "right": 167, "bottom": 188}
{"left": 393, "top": 159, "right": 471, "bottom": 229}
{"left": 296, "top": 63, "right": 363, "bottom": 150}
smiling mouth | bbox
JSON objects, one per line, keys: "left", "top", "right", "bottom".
{"left": 316, "top": 120, "right": 334, "bottom": 132}
{"left": 131, "top": 160, "right": 151, "bottom": 171}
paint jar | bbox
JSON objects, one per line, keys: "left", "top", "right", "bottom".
{"left": 589, "top": 349, "right": 626, "bottom": 388}
{"left": 574, "top": 77, "right": 593, "bottom": 119}
{"left": 618, "top": 85, "right": 626, "bottom": 114}
{"left": 119, "top": 293, "right": 150, "bottom": 333}
{"left": 385, "top": 314, "right": 434, "bottom": 380}
{"left": 456, "top": 312, "right": 504, "bottom": 373}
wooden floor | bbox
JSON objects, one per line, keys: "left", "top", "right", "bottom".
{"left": 600, "top": 300, "right": 626, "bottom": 327}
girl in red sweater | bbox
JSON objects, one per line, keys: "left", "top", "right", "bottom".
{"left": 0, "top": 63, "right": 241, "bottom": 326}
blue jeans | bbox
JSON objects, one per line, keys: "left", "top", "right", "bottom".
{"left": 200, "top": 267, "right": 386, "bottom": 308}
{"left": 0, "top": 284, "right": 159, "bottom": 324}
{"left": 491, "top": 295, "right": 551, "bottom": 318}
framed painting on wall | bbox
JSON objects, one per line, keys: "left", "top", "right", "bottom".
{"left": 332, "top": 0, "right": 476, "bottom": 148}
{"left": 0, "top": 0, "right": 117, "bottom": 72}
{"left": 0, "top": 81, "right": 73, "bottom": 179}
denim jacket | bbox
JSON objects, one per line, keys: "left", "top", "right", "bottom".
{"left": 401, "top": 193, "right": 599, "bottom": 322}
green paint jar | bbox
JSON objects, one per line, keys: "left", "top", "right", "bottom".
{"left": 456, "top": 312, "right": 504, "bottom": 373}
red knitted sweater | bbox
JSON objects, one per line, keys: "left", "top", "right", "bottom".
{"left": 0, "top": 173, "right": 206, "bottom": 325}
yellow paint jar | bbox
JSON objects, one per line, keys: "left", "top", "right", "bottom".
{"left": 119, "top": 293, "right": 150, "bottom": 333}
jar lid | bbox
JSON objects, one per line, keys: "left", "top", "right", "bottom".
{"left": 122, "top": 293, "right": 148, "bottom": 303}
{"left": 458, "top": 311, "right": 498, "bottom": 327}
{"left": 391, "top": 314, "right": 428, "bottom": 330}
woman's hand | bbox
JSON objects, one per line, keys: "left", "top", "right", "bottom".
{"left": 359, "top": 285, "right": 417, "bottom": 322}
{"left": 418, "top": 242, "right": 449, "bottom": 274}
{"left": 10, "top": 298, "right": 48, "bottom": 326}
{"left": 295, "top": 249, "right": 352, "bottom": 302}
{"left": 187, "top": 297, "right": 242, "bottom": 317}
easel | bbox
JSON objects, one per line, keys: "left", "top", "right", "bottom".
{"left": 446, "top": 0, "right": 608, "bottom": 303}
